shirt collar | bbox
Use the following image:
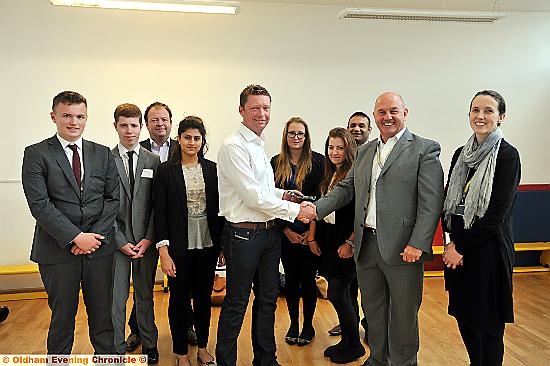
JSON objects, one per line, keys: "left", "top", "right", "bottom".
{"left": 57, "top": 134, "right": 83, "bottom": 151}
{"left": 239, "top": 123, "right": 265, "bottom": 144}
{"left": 118, "top": 143, "right": 140, "bottom": 157}
{"left": 150, "top": 138, "right": 170, "bottom": 149}
{"left": 380, "top": 127, "right": 406, "bottom": 146}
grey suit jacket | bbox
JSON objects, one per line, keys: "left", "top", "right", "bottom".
{"left": 22, "top": 135, "right": 120, "bottom": 264}
{"left": 316, "top": 129, "right": 444, "bottom": 265}
{"left": 112, "top": 146, "right": 160, "bottom": 248}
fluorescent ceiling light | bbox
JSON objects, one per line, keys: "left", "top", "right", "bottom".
{"left": 49, "top": 0, "right": 240, "bottom": 15}
{"left": 337, "top": 7, "right": 506, "bottom": 23}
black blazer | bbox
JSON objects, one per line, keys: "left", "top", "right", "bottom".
{"left": 153, "top": 156, "right": 224, "bottom": 256}
{"left": 140, "top": 138, "right": 179, "bottom": 161}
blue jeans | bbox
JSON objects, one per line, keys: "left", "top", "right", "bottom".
{"left": 216, "top": 222, "right": 281, "bottom": 366}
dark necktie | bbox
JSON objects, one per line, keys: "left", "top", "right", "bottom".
{"left": 127, "top": 150, "right": 135, "bottom": 194}
{"left": 68, "top": 144, "right": 81, "bottom": 188}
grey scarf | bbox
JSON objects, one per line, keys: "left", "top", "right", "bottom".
{"left": 444, "top": 127, "right": 503, "bottom": 229}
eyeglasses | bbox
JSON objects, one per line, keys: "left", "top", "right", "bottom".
{"left": 287, "top": 131, "right": 306, "bottom": 139}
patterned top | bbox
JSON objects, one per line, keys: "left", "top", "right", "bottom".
{"left": 182, "top": 163, "right": 206, "bottom": 216}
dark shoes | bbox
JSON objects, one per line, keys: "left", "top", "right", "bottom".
{"left": 285, "top": 324, "right": 299, "bottom": 345}
{"left": 330, "top": 344, "right": 366, "bottom": 364}
{"left": 0, "top": 306, "right": 9, "bottom": 323}
{"left": 296, "top": 326, "right": 315, "bottom": 346}
{"left": 143, "top": 346, "right": 159, "bottom": 364}
{"left": 323, "top": 342, "right": 345, "bottom": 357}
{"left": 328, "top": 324, "right": 342, "bottom": 336}
{"left": 125, "top": 333, "right": 141, "bottom": 352}
{"left": 187, "top": 326, "right": 198, "bottom": 345}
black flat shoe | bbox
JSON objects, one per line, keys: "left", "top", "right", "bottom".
{"left": 296, "top": 326, "right": 315, "bottom": 346}
{"left": 285, "top": 324, "right": 299, "bottom": 345}
{"left": 330, "top": 344, "right": 366, "bottom": 364}
{"left": 323, "top": 342, "right": 345, "bottom": 357}
{"left": 328, "top": 324, "right": 342, "bottom": 336}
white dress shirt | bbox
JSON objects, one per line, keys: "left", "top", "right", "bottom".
{"left": 150, "top": 138, "right": 170, "bottom": 163}
{"left": 117, "top": 143, "right": 140, "bottom": 181}
{"left": 56, "top": 134, "right": 84, "bottom": 180}
{"left": 365, "top": 128, "right": 406, "bottom": 229}
{"left": 217, "top": 124, "right": 300, "bottom": 223}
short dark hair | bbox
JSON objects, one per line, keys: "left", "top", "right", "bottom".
{"left": 171, "top": 115, "right": 208, "bottom": 161}
{"left": 348, "top": 111, "right": 371, "bottom": 128}
{"left": 470, "top": 90, "right": 506, "bottom": 116}
{"left": 52, "top": 91, "right": 87, "bottom": 111}
{"left": 239, "top": 84, "right": 271, "bottom": 107}
{"left": 144, "top": 102, "right": 172, "bottom": 124}
{"left": 114, "top": 103, "right": 142, "bottom": 125}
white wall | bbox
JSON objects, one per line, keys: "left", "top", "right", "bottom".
{"left": 1, "top": 0, "right": 549, "bottom": 265}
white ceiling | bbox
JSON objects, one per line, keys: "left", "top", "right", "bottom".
{"left": 244, "top": 0, "right": 550, "bottom": 12}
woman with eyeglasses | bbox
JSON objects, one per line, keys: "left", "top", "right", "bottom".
{"left": 154, "top": 116, "right": 225, "bottom": 366}
{"left": 270, "top": 117, "right": 324, "bottom": 346}
{"left": 316, "top": 128, "right": 365, "bottom": 364}
{"left": 442, "top": 90, "right": 521, "bottom": 366}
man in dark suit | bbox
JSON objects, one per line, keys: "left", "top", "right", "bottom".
{"left": 111, "top": 104, "right": 161, "bottom": 362}
{"left": 139, "top": 102, "right": 179, "bottom": 162}
{"left": 21, "top": 91, "right": 120, "bottom": 354}
{"left": 307, "top": 92, "right": 444, "bottom": 365}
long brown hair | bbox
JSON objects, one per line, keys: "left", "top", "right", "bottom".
{"left": 320, "top": 127, "right": 357, "bottom": 195}
{"left": 274, "top": 117, "right": 312, "bottom": 191}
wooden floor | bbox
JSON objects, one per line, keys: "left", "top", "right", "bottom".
{"left": 1, "top": 273, "right": 549, "bottom": 365}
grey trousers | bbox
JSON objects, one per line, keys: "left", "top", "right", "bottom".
{"left": 112, "top": 247, "right": 159, "bottom": 353}
{"left": 356, "top": 230, "right": 423, "bottom": 366}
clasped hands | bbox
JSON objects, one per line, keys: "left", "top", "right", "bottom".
{"left": 442, "top": 242, "right": 463, "bottom": 269}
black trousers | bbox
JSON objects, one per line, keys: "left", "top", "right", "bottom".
{"left": 328, "top": 277, "right": 361, "bottom": 349}
{"left": 457, "top": 319, "right": 505, "bottom": 366}
{"left": 39, "top": 255, "right": 115, "bottom": 354}
{"left": 167, "top": 247, "right": 218, "bottom": 355}
{"left": 280, "top": 238, "right": 318, "bottom": 329}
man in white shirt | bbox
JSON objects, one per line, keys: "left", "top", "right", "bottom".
{"left": 215, "top": 84, "right": 314, "bottom": 366}
{"left": 309, "top": 92, "right": 444, "bottom": 366}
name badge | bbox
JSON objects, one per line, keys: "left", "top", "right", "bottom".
{"left": 141, "top": 169, "right": 153, "bottom": 178}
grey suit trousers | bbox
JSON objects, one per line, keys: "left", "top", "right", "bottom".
{"left": 112, "top": 247, "right": 159, "bottom": 353}
{"left": 356, "top": 230, "right": 423, "bottom": 366}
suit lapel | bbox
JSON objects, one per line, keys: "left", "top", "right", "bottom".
{"left": 379, "top": 129, "right": 412, "bottom": 177}
{"left": 48, "top": 136, "right": 80, "bottom": 196}
{"left": 81, "top": 140, "right": 94, "bottom": 194}
{"left": 133, "top": 148, "right": 147, "bottom": 197}
{"left": 361, "top": 143, "right": 377, "bottom": 192}
{"left": 112, "top": 146, "right": 131, "bottom": 199}
{"left": 172, "top": 163, "right": 188, "bottom": 214}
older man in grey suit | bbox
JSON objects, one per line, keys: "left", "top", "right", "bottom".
{"left": 306, "top": 92, "right": 444, "bottom": 366}
{"left": 111, "top": 104, "right": 161, "bottom": 362}
{"left": 22, "top": 91, "right": 120, "bottom": 354}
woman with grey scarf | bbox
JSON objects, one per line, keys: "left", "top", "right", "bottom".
{"left": 442, "top": 90, "right": 521, "bottom": 366}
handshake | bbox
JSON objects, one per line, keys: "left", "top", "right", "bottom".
{"left": 282, "top": 190, "right": 317, "bottom": 224}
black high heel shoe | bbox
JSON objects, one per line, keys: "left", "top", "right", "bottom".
{"left": 285, "top": 324, "right": 299, "bottom": 345}
{"left": 296, "top": 326, "right": 315, "bottom": 346}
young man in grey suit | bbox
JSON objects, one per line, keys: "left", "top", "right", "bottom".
{"left": 22, "top": 91, "right": 120, "bottom": 354}
{"left": 111, "top": 104, "right": 161, "bottom": 362}
{"left": 305, "top": 92, "right": 444, "bottom": 366}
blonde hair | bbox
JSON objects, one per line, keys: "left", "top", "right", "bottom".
{"left": 274, "top": 117, "right": 313, "bottom": 191}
